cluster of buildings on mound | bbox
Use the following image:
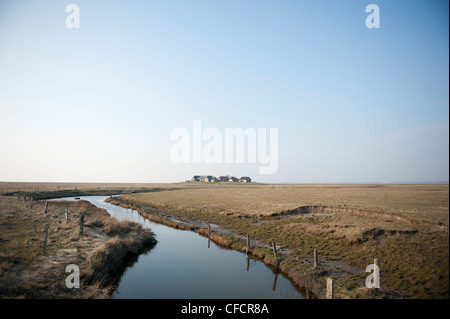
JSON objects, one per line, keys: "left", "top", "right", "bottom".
{"left": 191, "top": 175, "right": 251, "bottom": 183}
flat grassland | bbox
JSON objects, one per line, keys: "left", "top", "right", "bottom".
{"left": 0, "top": 182, "right": 448, "bottom": 299}
{"left": 117, "top": 183, "right": 449, "bottom": 299}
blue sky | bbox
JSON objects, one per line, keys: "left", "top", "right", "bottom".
{"left": 0, "top": 0, "right": 448, "bottom": 183}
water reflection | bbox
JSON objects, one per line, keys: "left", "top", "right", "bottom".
{"left": 110, "top": 243, "right": 156, "bottom": 290}
{"left": 272, "top": 273, "right": 277, "bottom": 291}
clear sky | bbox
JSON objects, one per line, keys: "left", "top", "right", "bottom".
{"left": 0, "top": 0, "right": 448, "bottom": 183}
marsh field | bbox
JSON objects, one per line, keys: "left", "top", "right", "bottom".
{"left": 0, "top": 182, "right": 448, "bottom": 299}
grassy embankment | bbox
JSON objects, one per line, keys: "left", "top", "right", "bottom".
{"left": 0, "top": 193, "right": 156, "bottom": 298}
{"left": 109, "top": 183, "right": 449, "bottom": 299}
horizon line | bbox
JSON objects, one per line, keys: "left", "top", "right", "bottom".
{"left": 0, "top": 180, "right": 448, "bottom": 185}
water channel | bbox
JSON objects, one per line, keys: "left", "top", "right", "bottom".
{"left": 54, "top": 195, "right": 305, "bottom": 299}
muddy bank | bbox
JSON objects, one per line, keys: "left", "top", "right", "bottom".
{"left": 0, "top": 195, "right": 156, "bottom": 298}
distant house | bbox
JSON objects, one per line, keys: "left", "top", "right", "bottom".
{"left": 219, "top": 175, "right": 238, "bottom": 182}
{"left": 191, "top": 175, "right": 251, "bottom": 183}
{"left": 198, "top": 175, "right": 215, "bottom": 182}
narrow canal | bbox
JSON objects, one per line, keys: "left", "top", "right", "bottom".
{"left": 54, "top": 195, "right": 305, "bottom": 299}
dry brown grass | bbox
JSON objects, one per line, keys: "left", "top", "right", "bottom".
{"left": 114, "top": 183, "right": 449, "bottom": 299}
{"left": 122, "top": 183, "right": 449, "bottom": 225}
{"left": 82, "top": 229, "right": 155, "bottom": 286}
{"left": 1, "top": 182, "right": 448, "bottom": 299}
{"left": 0, "top": 194, "right": 155, "bottom": 298}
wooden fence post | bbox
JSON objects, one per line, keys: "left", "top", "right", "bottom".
{"left": 313, "top": 249, "right": 318, "bottom": 269}
{"left": 30, "top": 197, "right": 33, "bottom": 209}
{"left": 326, "top": 278, "right": 334, "bottom": 299}
{"left": 43, "top": 223, "right": 49, "bottom": 255}
{"left": 246, "top": 234, "right": 250, "bottom": 254}
{"left": 65, "top": 207, "right": 69, "bottom": 221}
{"left": 44, "top": 201, "right": 48, "bottom": 214}
{"left": 272, "top": 242, "right": 279, "bottom": 265}
{"left": 79, "top": 214, "right": 84, "bottom": 235}
{"left": 207, "top": 224, "right": 211, "bottom": 248}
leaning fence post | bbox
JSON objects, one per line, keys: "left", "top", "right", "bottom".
{"left": 246, "top": 234, "right": 250, "bottom": 253}
{"left": 65, "top": 207, "right": 69, "bottom": 221}
{"left": 44, "top": 201, "right": 48, "bottom": 214}
{"left": 79, "top": 214, "right": 84, "bottom": 235}
{"left": 326, "top": 278, "right": 334, "bottom": 299}
{"left": 272, "top": 242, "right": 279, "bottom": 265}
{"left": 313, "top": 248, "right": 318, "bottom": 269}
{"left": 43, "top": 223, "right": 49, "bottom": 255}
